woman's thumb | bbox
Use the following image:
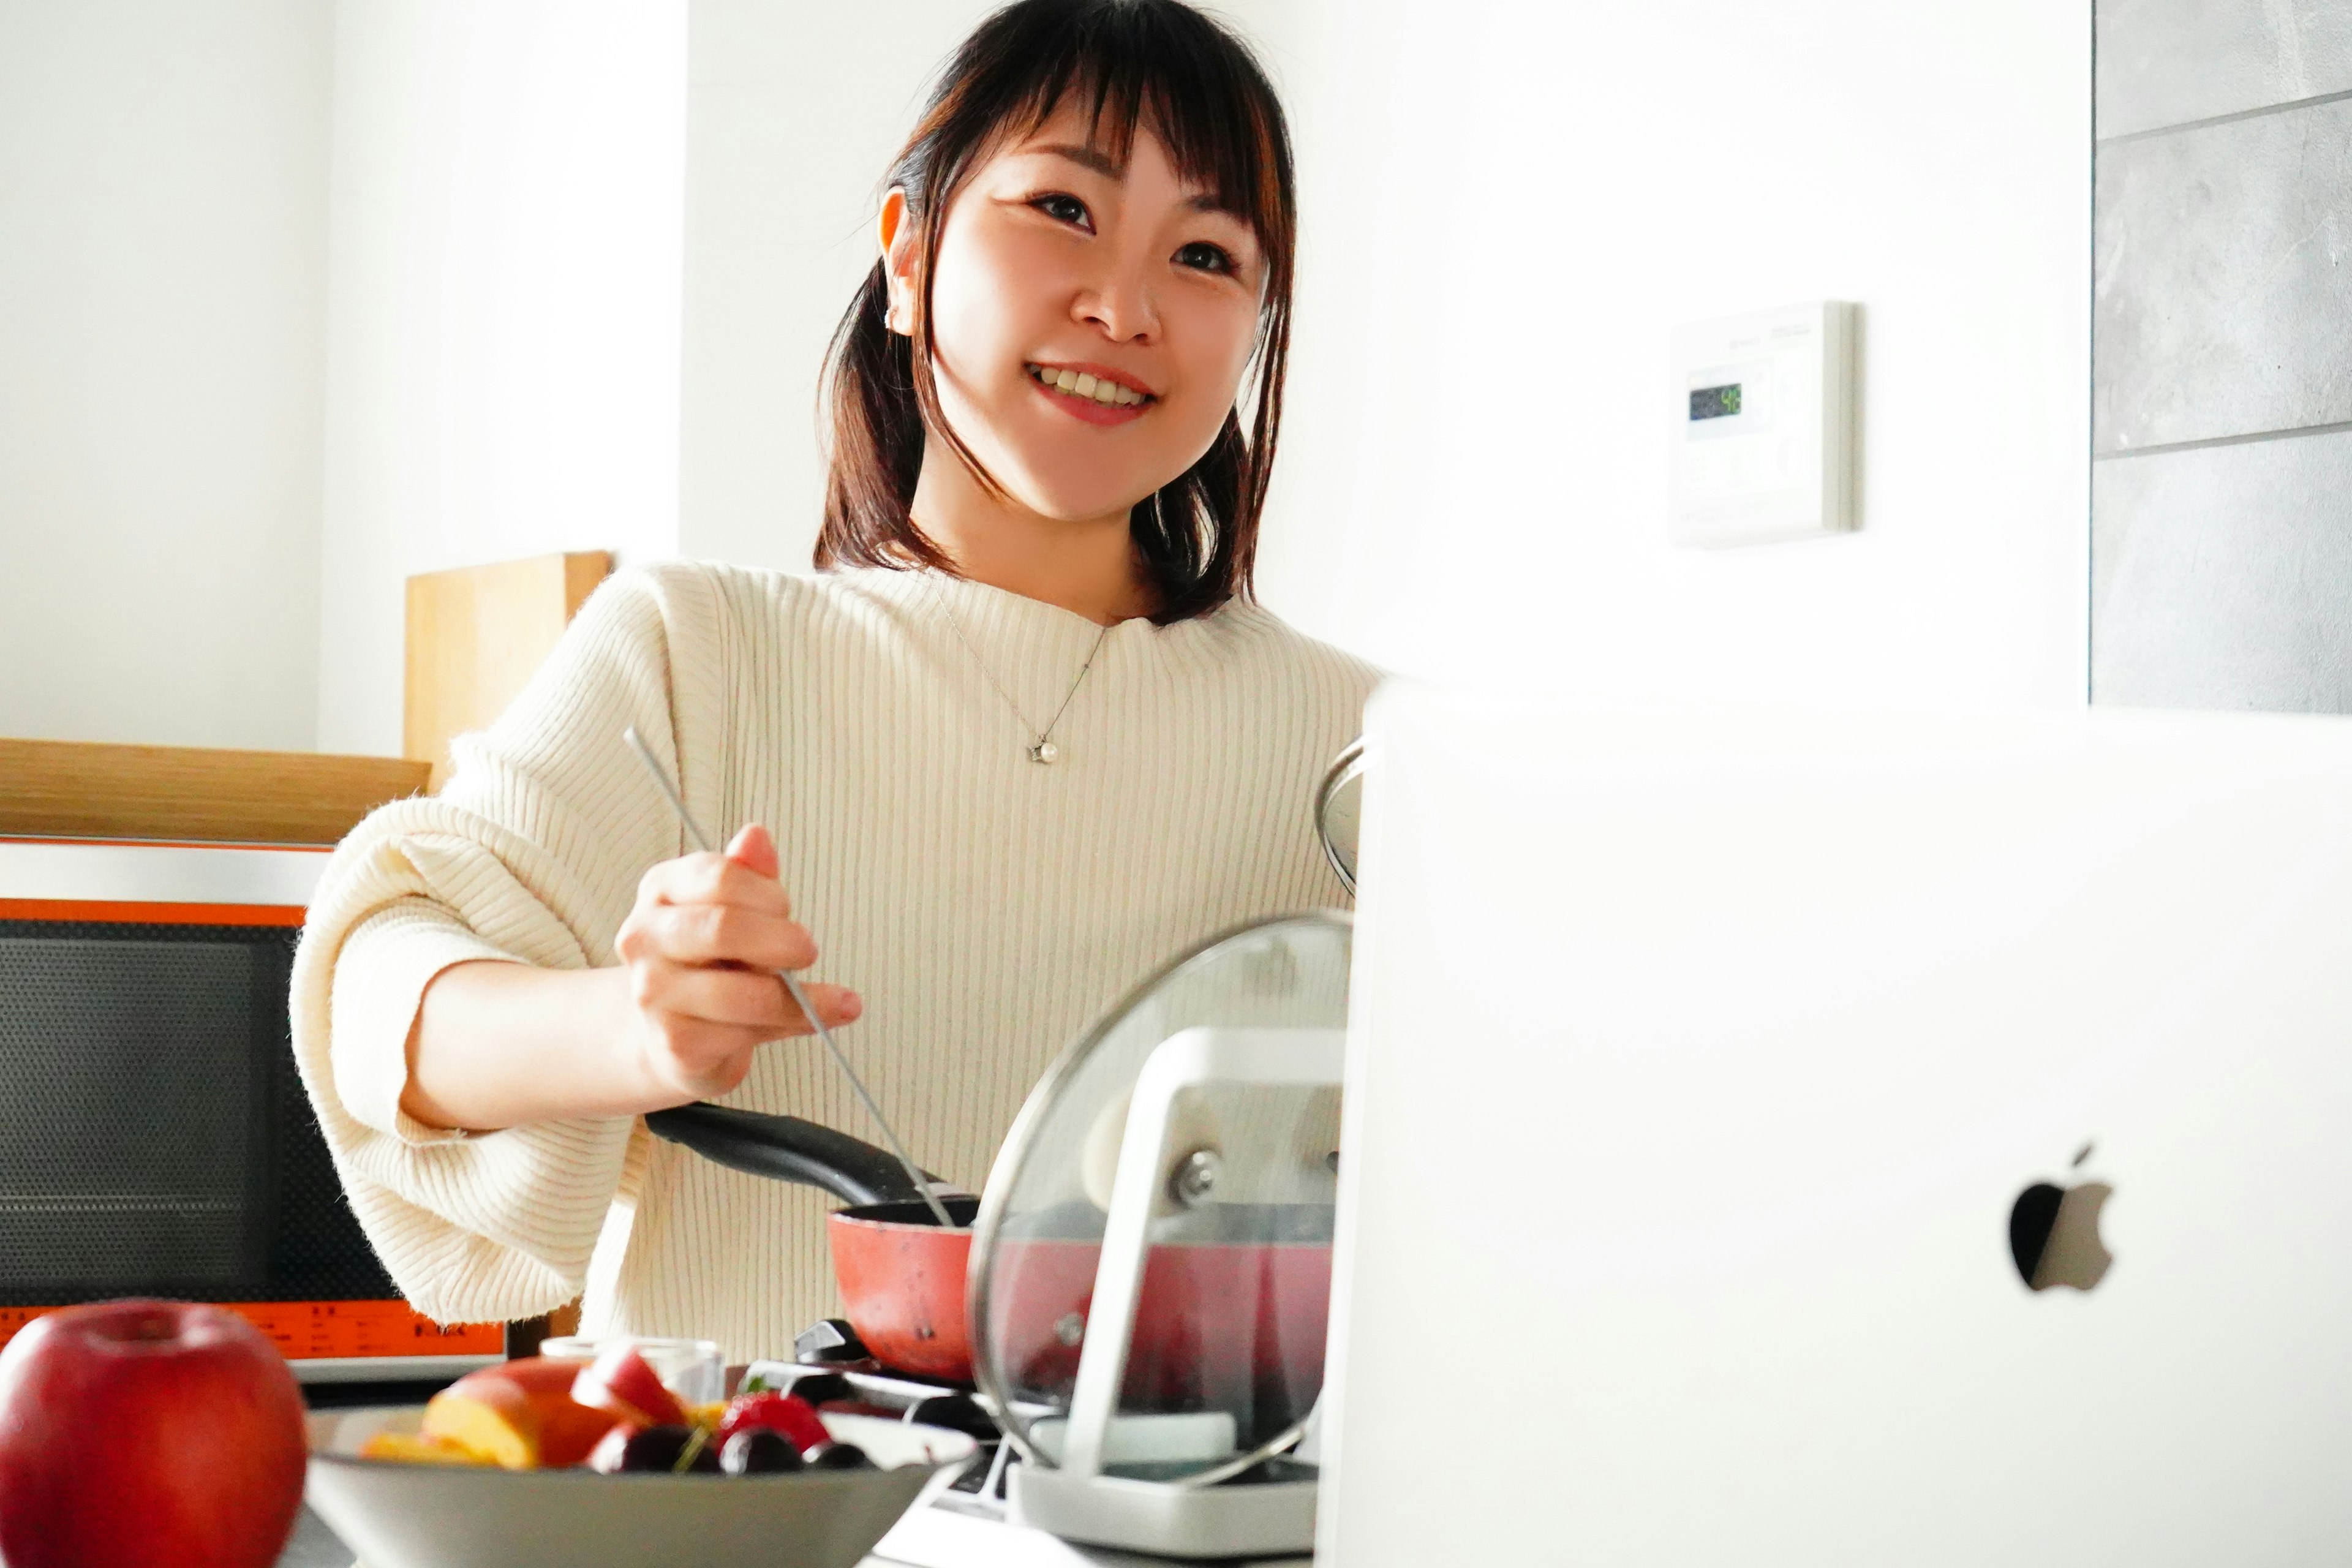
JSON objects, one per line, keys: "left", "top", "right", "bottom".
{"left": 725, "top": 822, "right": 779, "bottom": 878}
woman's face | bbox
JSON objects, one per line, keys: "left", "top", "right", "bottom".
{"left": 888, "top": 102, "right": 1267, "bottom": 526}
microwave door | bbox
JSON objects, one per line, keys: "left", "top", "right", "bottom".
{"left": 0, "top": 925, "right": 284, "bottom": 1300}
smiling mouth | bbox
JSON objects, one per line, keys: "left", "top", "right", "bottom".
{"left": 1026, "top": 363, "right": 1153, "bottom": 409}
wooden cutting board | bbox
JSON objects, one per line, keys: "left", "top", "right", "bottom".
{"left": 404, "top": 552, "right": 611, "bottom": 790}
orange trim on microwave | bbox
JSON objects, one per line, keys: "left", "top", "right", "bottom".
{"left": 0, "top": 1301, "right": 502, "bottom": 1359}
{"left": 0, "top": 898, "right": 306, "bottom": 927}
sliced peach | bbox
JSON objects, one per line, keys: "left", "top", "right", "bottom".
{"left": 360, "top": 1431, "right": 497, "bottom": 1466}
{"left": 479, "top": 1358, "right": 624, "bottom": 1467}
{"left": 421, "top": 1377, "right": 537, "bottom": 1469}
{"left": 421, "top": 1357, "right": 622, "bottom": 1470}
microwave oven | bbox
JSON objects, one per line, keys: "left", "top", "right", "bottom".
{"left": 0, "top": 836, "right": 503, "bottom": 1383}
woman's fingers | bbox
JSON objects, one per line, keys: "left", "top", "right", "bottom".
{"left": 629, "top": 974, "right": 863, "bottom": 1102}
{"left": 636, "top": 850, "right": 793, "bottom": 919}
{"left": 725, "top": 823, "right": 779, "bottom": 878}
{"left": 633, "top": 960, "right": 864, "bottom": 1036}
{"left": 635, "top": 960, "right": 790, "bottom": 1030}
{"left": 620, "top": 837, "right": 860, "bottom": 1101}
{"left": 631, "top": 971, "right": 863, "bottom": 1098}
{"left": 645, "top": 1030, "right": 764, "bottom": 1100}
{"left": 788, "top": 981, "right": 864, "bottom": 1031}
{"left": 624, "top": 900, "right": 818, "bottom": 972}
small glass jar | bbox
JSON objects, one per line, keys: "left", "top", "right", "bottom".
{"left": 538, "top": 1335, "right": 725, "bottom": 1406}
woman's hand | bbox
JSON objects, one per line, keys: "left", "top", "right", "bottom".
{"left": 612, "top": 823, "right": 862, "bottom": 1104}
{"left": 397, "top": 823, "right": 861, "bottom": 1134}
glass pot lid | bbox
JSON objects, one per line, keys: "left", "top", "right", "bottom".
{"left": 1316, "top": 737, "right": 1366, "bottom": 895}
{"left": 967, "top": 912, "right": 1351, "bottom": 1483}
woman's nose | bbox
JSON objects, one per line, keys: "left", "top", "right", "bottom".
{"left": 1076, "top": 257, "right": 1159, "bottom": 343}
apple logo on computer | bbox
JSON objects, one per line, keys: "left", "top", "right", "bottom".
{"left": 2009, "top": 1142, "right": 2114, "bottom": 1292}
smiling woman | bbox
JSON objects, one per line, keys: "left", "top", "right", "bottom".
{"left": 823, "top": 0, "right": 1295, "bottom": 625}
{"left": 289, "top": 0, "right": 1376, "bottom": 1357}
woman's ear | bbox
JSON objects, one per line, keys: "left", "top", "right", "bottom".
{"left": 878, "top": 187, "right": 916, "bottom": 337}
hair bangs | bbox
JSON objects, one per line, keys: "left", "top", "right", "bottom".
{"left": 1000, "top": 15, "right": 1294, "bottom": 288}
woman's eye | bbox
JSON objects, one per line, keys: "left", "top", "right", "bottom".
{"left": 1175, "top": 241, "right": 1237, "bottom": 276}
{"left": 1033, "top": 193, "right": 1091, "bottom": 229}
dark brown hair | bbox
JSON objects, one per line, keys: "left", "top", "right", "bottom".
{"left": 814, "top": 0, "right": 1296, "bottom": 624}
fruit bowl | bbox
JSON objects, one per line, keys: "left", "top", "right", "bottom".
{"left": 306, "top": 1407, "right": 978, "bottom": 1568}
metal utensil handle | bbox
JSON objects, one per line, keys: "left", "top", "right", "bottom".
{"left": 622, "top": 726, "right": 958, "bottom": 1229}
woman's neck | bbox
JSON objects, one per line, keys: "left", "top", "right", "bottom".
{"left": 908, "top": 453, "right": 1154, "bottom": 627}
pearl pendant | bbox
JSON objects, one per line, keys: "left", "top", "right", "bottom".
{"left": 1029, "top": 739, "right": 1060, "bottom": 765}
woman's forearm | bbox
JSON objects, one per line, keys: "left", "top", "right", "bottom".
{"left": 393, "top": 827, "right": 861, "bottom": 1136}
{"left": 399, "top": 961, "right": 669, "bottom": 1134}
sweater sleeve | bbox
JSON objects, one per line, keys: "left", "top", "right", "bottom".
{"left": 287, "top": 565, "right": 725, "bottom": 1326}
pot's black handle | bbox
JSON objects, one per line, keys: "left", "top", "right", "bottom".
{"left": 643, "top": 1103, "right": 924, "bottom": 1208}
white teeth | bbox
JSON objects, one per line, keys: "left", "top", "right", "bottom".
{"left": 1029, "top": 364, "right": 1148, "bottom": 407}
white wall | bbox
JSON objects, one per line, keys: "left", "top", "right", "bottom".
{"left": 314, "top": 0, "right": 688, "bottom": 756}
{"left": 679, "top": 0, "right": 987, "bottom": 572}
{"left": 0, "top": 0, "right": 332, "bottom": 750}
{"left": 674, "top": 0, "right": 2087, "bottom": 717}
{"left": 2, "top": 0, "right": 2087, "bottom": 756}
{"left": 1257, "top": 0, "right": 2092, "bottom": 712}
{"left": 676, "top": 0, "right": 1305, "bottom": 574}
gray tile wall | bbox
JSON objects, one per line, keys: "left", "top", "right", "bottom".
{"left": 2093, "top": 429, "right": 2352, "bottom": 710}
{"left": 2098, "top": 0, "right": 2352, "bottom": 139}
{"left": 2095, "top": 98, "right": 2352, "bottom": 453}
{"left": 2092, "top": 0, "right": 2352, "bottom": 714}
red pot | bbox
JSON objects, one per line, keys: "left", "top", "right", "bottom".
{"left": 647, "top": 1103, "right": 1332, "bottom": 1431}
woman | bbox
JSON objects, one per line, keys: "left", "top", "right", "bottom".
{"left": 292, "top": 0, "right": 1376, "bottom": 1358}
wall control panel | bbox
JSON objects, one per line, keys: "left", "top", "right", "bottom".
{"left": 1668, "top": 300, "right": 1856, "bottom": 547}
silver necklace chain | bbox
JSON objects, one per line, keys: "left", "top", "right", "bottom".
{"left": 933, "top": 584, "right": 1112, "bottom": 766}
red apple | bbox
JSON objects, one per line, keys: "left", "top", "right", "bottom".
{"left": 0, "top": 1299, "right": 306, "bottom": 1568}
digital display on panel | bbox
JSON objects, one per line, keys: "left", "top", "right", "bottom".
{"left": 1689, "top": 383, "right": 1743, "bottom": 421}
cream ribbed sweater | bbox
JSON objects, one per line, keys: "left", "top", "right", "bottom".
{"left": 288, "top": 562, "right": 1376, "bottom": 1360}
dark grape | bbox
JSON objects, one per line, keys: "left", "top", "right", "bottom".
{"left": 602, "top": 1425, "right": 720, "bottom": 1474}
{"left": 720, "top": 1429, "right": 804, "bottom": 1476}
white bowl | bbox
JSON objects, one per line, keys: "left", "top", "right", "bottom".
{"left": 305, "top": 1406, "right": 978, "bottom": 1568}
